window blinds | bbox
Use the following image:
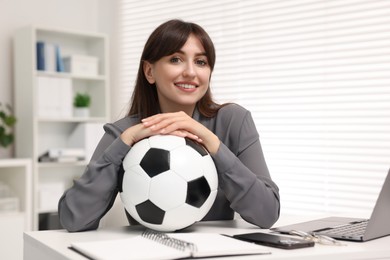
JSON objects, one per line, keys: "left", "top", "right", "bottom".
{"left": 118, "top": 0, "right": 390, "bottom": 216}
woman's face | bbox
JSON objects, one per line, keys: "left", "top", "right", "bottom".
{"left": 143, "top": 34, "right": 211, "bottom": 115}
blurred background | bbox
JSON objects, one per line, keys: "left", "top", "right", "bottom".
{"left": 1, "top": 1, "right": 390, "bottom": 258}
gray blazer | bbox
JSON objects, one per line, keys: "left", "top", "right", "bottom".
{"left": 58, "top": 104, "right": 280, "bottom": 232}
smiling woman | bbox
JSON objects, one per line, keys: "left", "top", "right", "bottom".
{"left": 119, "top": 1, "right": 390, "bottom": 218}
{"left": 58, "top": 19, "right": 280, "bottom": 232}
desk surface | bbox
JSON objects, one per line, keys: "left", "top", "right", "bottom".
{"left": 24, "top": 215, "right": 390, "bottom": 260}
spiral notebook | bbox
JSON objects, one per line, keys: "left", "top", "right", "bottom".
{"left": 70, "top": 229, "right": 270, "bottom": 260}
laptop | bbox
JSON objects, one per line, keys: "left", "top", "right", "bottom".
{"left": 271, "top": 168, "right": 390, "bottom": 242}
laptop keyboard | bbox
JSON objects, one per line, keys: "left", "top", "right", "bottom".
{"left": 318, "top": 220, "right": 368, "bottom": 236}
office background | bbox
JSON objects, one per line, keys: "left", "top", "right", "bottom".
{"left": 2, "top": 0, "right": 390, "bottom": 219}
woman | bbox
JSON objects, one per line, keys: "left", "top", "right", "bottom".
{"left": 58, "top": 19, "right": 280, "bottom": 232}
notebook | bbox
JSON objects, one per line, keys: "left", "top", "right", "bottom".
{"left": 272, "top": 168, "right": 390, "bottom": 242}
{"left": 70, "top": 229, "right": 270, "bottom": 260}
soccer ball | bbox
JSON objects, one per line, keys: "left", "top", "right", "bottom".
{"left": 120, "top": 135, "right": 218, "bottom": 231}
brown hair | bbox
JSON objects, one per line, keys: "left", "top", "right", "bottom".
{"left": 128, "top": 19, "right": 225, "bottom": 119}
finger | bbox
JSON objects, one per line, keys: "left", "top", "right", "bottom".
{"left": 163, "top": 130, "right": 202, "bottom": 143}
{"left": 150, "top": 116, "right": 188, "bottom": 133}
{"left": 142, "top": 111, "right": 187, "bottom": 124}
{"left": 141, "top": 114, "right": 167, "bottom": 127}
{"left": 142, "top": 114, "right": 176, "bottom": 128}
{"left": 142, "top": 112, "right": 176, "bottom": 123}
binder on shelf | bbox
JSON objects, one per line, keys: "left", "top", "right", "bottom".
{"left": 55, "top": 45, "right": 65, "bottom": 72}
{"left": 59, "top": 77, "right": 72, "bottom": 117}
{"left": 37, "top": 76, "right": 53, "bottom": 117}
{"left": 36, "top": 41, "right": 64, "bottom": 72}
{"left": 44, "top": 43, "right": 56, "bottom": 72}
{"left": 71, "top": 229, "right": 270, "bottom": 260}
{"left": 36, "top": 41, "right": 45, "bottom": 71}
{"left": 37, "top": 76, "right": 72, "bottom": 118}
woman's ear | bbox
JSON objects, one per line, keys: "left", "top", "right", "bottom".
{"left": 143, "top": 61, "right": 156, "bottom": 84}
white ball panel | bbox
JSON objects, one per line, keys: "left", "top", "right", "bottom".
{"left": 170, "top": 147, "right": 203, "bottom": 181}
{"left": 121, "top": 165, "right": 151, "bottom": 205}
{"left": 140, "top": 222, "right": 177, "bottom": 232}
{"left": 149, "top": 171, "right": 187, "bottom": 210}
{"left": 163, "top": 204, "right": 200, "bottom": 230}
{"left": 148, "top": 135, "right": 184, "bottom": 151}
{"left": 122, "top": 139, "right": 151, "bottom": 171}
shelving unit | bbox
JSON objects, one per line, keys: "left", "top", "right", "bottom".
{"left": 0, "top": 159, "right": 32, "bottom": 260}
{"left": 13, "top": 26, "right": 109, "bottom": 230}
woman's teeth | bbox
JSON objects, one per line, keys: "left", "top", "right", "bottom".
{"left": 176, "top": 84, "right": 196, "bottom": 89}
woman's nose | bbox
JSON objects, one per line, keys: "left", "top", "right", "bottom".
{"left": 183, "top": 62, "right": 196, "bottom": 78}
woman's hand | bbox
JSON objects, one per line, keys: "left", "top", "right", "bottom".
{"left": 141, "top": 111, "right": 221, "bottom": 155}
{"left": 120, "top": 118, "right": 200, "bottom": 147}
{"left": 120, "top": 123, "right": 154, "bottom": 147}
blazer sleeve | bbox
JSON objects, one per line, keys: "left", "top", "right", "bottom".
{"left": 58, "top": 123, "right": 130, "bottom": 232}
{"left": 212, "top": 109, "right": 280, "bottom": 228}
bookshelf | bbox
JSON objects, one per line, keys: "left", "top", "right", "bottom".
{"left": 0, "top": 159, "right": 32, "bottom": 260}
{"left": 13, "top": 26, "right": 110, "bottom": 230}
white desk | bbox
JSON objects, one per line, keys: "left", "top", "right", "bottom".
{"left": 24, "top": 215, "right": 390, "bottom": 260}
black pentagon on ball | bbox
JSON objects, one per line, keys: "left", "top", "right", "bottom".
{"left": 140, "top": 148, "right": 170, "bottom": 177}
{"left": 136, "top": 200, "right": 165, "bottom": 224}
{"left": 186, "top": 176, "right": 211, "bottom": 208}
{"left": 185, "top": 138, "right": 208, "bottom": 157}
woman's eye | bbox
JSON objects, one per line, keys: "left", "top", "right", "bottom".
{"left": 170, "top": 57, "right": 181, "bottom": 63}
{"left": 196, "top": 59, "right": 208, "bottom": 66}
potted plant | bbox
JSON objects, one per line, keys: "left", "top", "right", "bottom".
{"left": 73, "top": 92, "right": 91, "bottom": 117}
{"left": 0, "top": 103, "right": 17, "bottom": 157}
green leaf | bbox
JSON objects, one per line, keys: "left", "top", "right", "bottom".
{"left": 0, "top": 134, "right": 13, "bottom": 147}
{"left": 4, "top": 115, "right": 16, "bottom": 126}
{"left": 0, "top": 103, "right": 16, "bottom": 148}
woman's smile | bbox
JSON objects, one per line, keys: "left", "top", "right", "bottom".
{"left": 175, "top": 82, "right": 198, "bottom": 92}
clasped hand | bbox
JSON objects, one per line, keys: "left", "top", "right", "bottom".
{"left": 121, "top": 111, "right": 220, "bottom": 155}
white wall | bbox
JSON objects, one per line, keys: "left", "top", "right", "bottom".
{"left": 96, "top": 0, "right": 121, "bottom": 121}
